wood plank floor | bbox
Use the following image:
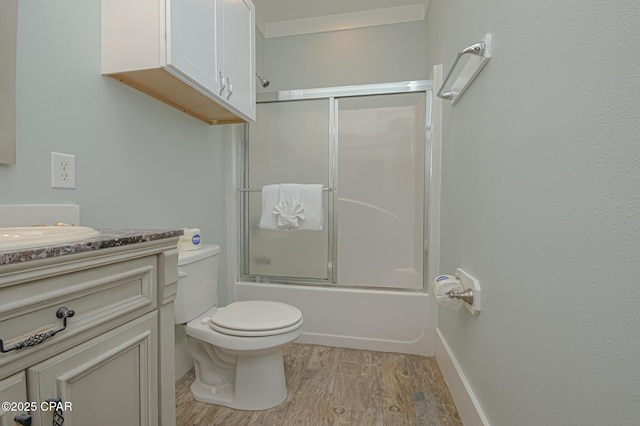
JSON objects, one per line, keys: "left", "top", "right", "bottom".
{"left": 176, "top": 343, "right": 462, "bottom": 426}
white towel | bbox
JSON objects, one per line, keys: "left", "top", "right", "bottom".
{"left": 298, "top": 184, "right": 324, "bottom": 231}
{"left": 278, "top": 184, "right": 303, "bottom": 206}
{"left": 274, "top": 199, "right": 306, "bottom": 228}
{"left": 258, "top": 184, "right": 280, "bottom": 230}
{"left": 275, "top": 184, "right": 305, "bottom": 228}
{"left": 259, "top": 184, "right": 324, "bottom": 231}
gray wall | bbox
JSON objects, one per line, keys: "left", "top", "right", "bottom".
{"left": 0, "top": 0, "right": 231, "bottom": 303}
{"left": 426, "top": 1, "right": 640, "bottom": 425}
{"left": 262, "top": 21, "right": 426, "bottom": 90}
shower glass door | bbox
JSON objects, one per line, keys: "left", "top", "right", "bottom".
{"left": 336, "top": 93, "right": 425, "bottom": 289}
{"left": 239, "top": 82, "right": 429, "bottom": 290}
{"left": 242, "top": 99, "right": 331, "bottom": 281}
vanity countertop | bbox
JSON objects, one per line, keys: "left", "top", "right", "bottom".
{"left": 0, "top": 228, "right": 182, "bottom": 266}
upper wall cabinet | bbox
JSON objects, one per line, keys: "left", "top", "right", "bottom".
{"left": 101, "top": 0, "right": 256, "bottom": 125}
{"left": 220, "top": 0, "right": 255, "bottom": 119}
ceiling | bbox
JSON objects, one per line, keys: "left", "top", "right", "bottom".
{"left": 252, "top": 0, "right": 429, "bottom": 38}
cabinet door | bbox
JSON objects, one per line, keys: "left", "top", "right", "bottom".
{"left": 27, "top": 313, "right": 158, "bottom": 426}
{"left": 168, "top": 0, "right": 222, "bottom": 94}
{"left": 221, "top": 0, "right": 256, "bottom": 120}
{"left": 0, "top": 373, "right": 28, "bottom": 426}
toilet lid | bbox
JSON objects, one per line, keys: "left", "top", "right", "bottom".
{"left": 209, "top": 301, "right": 302, "bottom": 337}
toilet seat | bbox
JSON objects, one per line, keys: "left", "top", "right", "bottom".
{"left": 187, "top": 307, "right": 303, "bottom": 352}
{"left": 209, "top": 301, "right": 303, "bottom": 337}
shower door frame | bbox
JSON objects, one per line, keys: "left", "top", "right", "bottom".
{"left": 237, "top": 80, "right": 433, "bottom": 291}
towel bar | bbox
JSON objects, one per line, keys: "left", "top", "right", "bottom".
{"left": 238, "top": 187, "right": 332, "bottom": 192}
{"left": 437, "top": 33, "right": 492, "bottom": 105}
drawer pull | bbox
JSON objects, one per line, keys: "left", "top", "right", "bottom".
{"left": 14, "top": 414, "right": 32, "bottom": 425}
{"left": 0, "top": 307, "right": 75, "bottom": 354}
{"left": 45, "top": 398, "right": 65, "bottom": 426}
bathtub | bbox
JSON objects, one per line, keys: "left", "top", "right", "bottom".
{"left": 235, "top": 281, "right": 437, "bottom": 356}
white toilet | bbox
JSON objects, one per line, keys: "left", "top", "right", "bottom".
{"left": 175, "top": 244, "right": 303, "bottom": 410}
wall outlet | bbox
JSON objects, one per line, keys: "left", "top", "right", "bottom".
{"left": 51, "top": 152, "right": 76, "bottom": 189}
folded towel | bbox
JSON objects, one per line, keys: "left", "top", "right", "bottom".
{"left": 275, "top": 184, "right": 304, "bottom": 229}
{"left": 259, "top": 183, "right": 324, "bottom": 231}
{"left": 258, "top": 184, "right": 280, "bottom": 230}
{"left": 298, "top": 184, "right": 324, "bottom": 231}
{"left": 274, "top": 199, "right": 306, "bottom": 228}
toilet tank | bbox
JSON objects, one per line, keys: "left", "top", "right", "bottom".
{"left": 174, "top": 244, "right": 220, "bottom": 324}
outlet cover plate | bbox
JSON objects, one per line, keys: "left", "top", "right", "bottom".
{"left": 51, "top": 152, "right": 76, "bottom": 189}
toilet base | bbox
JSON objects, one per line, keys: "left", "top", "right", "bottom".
{"left": 191, "top": 348, "right": 288, "bottom": 411}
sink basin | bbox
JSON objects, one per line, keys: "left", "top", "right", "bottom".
{"left": 0, "top": 226, "right": 101, "bottom": 251}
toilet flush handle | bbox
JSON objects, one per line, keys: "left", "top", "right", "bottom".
{"left": 178, "top": 271, "right": 187, "bottom": 279}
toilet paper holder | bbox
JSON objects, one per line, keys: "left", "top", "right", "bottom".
{"left": 450, "top": 268, "right": 481, "bottom": 315}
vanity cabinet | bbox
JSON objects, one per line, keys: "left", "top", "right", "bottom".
{"left": 28, "top": 313, "right": 158, "bottom": 425}
{"left": 101, "top": 0, "right": 256, "bottom": 125}
{"left": 0, "top": 241, "right": 178, "bottom": 426}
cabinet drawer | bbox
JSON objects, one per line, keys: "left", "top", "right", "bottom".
{"left": 0, "top": 256, "right": 157, "bottom": 370}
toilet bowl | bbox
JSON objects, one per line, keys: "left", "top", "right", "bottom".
{"left": 175, "top": 244, "right": 303, "bottom": 410}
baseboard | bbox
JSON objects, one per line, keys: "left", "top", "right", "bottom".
{"left": 435, "top": 329, "right": 490, "bottom": 426}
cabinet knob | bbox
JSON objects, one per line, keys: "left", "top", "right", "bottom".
{"left": 13, "top": 414, "right": 32, "bottom": 426}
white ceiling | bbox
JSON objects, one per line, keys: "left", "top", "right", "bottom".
{"left": 252, "top": 0, "right": 429, "bottom": 38}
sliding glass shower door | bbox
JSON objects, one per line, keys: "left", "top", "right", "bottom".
{"left": 336, "top": 93, "right": 425, "bottom": 289}
{"left": 242, "top": 99, "right": 332, "bottom": 281}
{"left": 240, "top": 83, "right": 429, "bottom": 289}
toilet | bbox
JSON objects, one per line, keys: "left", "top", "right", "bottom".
{"left": 175, "top": 244, "right": 303, "bottom": 410}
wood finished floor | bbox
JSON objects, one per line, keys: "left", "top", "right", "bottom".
{"left": 176, "top": 343, "right": 462, "bottom": 426}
